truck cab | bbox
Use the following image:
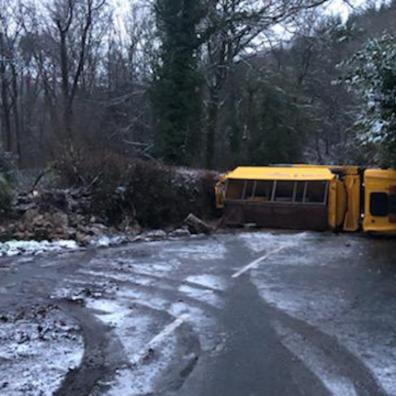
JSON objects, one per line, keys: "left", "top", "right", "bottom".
{"left": 363, "top": 169, "right": 396, "bottom": 234}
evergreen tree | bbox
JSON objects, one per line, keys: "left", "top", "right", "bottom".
{"left": 344, "top": 33, "right": 396, "bottom": 166}
{"left": 151, "top": 0, "right": 203, "bottom": 165}
{"left": 247, "top": 84, "right": 306, "bottom": 165}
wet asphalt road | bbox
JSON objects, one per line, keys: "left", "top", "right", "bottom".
{"left": 1, "top": 231, "right": 396, "bottom": 396}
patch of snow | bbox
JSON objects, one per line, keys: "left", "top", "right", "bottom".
{"left": 0, "top": 239, "right": 78, "bottom": 257}
{"left": 85, "top": 292, "right": 178, "bottom": 396}
{"left": 160, "top": 241, "right": 227, "bottom": 260}
{"left": 117, "top": 287, "right": 169, "bottom": 311}
{"left": 273, "top": 320, "right": 357, "bottom": 396}
{"left": 90, "top": 235, "right": 128, "bottom": 248}
{"left": 123, "top": 259, "right": 182, "bottom": 277}
{"left": 169, "top": 302, "right": 221, "bottom": 353}
{"left": 238, "top": 231, "right": 313, "bottom": 253}
{"left": 185, "top": 274, "right": 226, "bottom": 291}
{"left": 250, "top": 246, "right": 396, "bottom": 395}
{"left": 0, "top": 306, "right": 83, "bottom": 395}
{"left": 178, "top": 284, "right": 222, "bottom": 308}
{"left": 105, "top": 334, "right": 177, "bottom": 396}
{"left": 86, "top": 298, "right": 131, "bottom": 328}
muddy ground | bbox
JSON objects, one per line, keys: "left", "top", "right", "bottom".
{"left": 0, "top": 231, "right": 396, "bottom": 395}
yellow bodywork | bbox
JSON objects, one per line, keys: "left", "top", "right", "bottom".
{"left": 363, "top": 169, "right": 396, "bottom": 233}
{"left": 328, "top": 179, "right": 346, "bottom": 230}
{"left": 216, "top": 166, "right": 335, "bottom": 212}
{"left": 343, "top": 174, "right": 361, "bottom": 232}
{"left": 216, "top": 165, "right": 396, "bottom": 234}
{"left": 223, "top": 166, "right": 335, "bottom": 181}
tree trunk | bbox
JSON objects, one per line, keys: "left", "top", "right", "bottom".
{"left": 206, "top": 88, "right": 219, "bottom": 169}
{"left": 59, "top": 31, "right": 72, "bottom": 139}
{"left": 0, "top": 75, "right": 12, "bottom": 152}
{"left": 11, "top": 64, "right": 22, "bottom": 163}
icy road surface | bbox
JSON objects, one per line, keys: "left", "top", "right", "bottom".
{"left": 0, "top": 231, "right": 396, "bottom": 395}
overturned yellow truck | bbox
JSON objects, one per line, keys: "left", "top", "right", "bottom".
{"left": 215, "top": 165, "right": 396, "bottom": 233}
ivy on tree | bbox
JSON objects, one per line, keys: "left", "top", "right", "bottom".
{"left": 151, "top": 0, "right": 204, "bottom": 166}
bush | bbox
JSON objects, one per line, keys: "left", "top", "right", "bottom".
{"left": 0, "top": 150, "right": 16, "bottom": 182}
{"left": 56, "top": 148, "right": 218, "bottom": 228}
{"left": 0, "top": 174, "right": 13, "bottom": 215}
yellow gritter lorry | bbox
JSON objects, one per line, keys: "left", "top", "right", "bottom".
{"left": 215, "top": 165, "right": 396, "bottom": 233}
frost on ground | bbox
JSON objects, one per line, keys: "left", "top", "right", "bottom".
{"left": 272, "top": 320, "right": 358, "bottom": 396}
{"left": 250, "top": 236, "right": 396, "bottom": 396}
{"left": 0, "top": 304, "right": 83, "bottom": 396}
{"left": 186, "top": 274, "right": 226, "bottom": 291}
{"left": 0, "top": 239, "right": 78, "bottom": 257}
{"left": 89, "top": 235, "right": 128, "bottom": 248}
{"left": 86, "top": 295, "right": 180, "bottom": 396}
{"left": 238, "top": 231, "right": 314, "bottom": 253}
{"left": 160, "top": 240, "right": 227, "bottom": 261}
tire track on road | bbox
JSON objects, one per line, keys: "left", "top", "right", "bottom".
{"left": 266, "top": 303, "right": 387, "bottom": 396}
{"left": 54, "top": 300, "right": 128, "bottom": 396}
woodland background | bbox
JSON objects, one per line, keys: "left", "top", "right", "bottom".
{"left": 0, "top": 0, "right": 395, "bottom": 176}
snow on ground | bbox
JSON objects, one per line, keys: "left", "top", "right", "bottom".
{"left": 185, "top": 274, "right": 227, "bottom": 291}
{"left": 169, "top": 301, "right": 223, "bottom": 353}
{"left": 0, "top": 305, "right": 83, "bottom": 396}
{"left": 86, "top": 293, "right": 181, "bottom": 396}
{"left": 74, "top": 238, "right": 229, "bottom": 395}
{"left": 0, "top": 239, "right": 79, "bottom": 257}
{"left": 89, "top": 235, "right": 128, "bottom": 248}
{"left": 178, "top": 284, "right": 222, "bottom": 308}
{"left": 160, "top": 240, "right": 227, "bottom": 261}
{"left": 273, "top": 320, "right": 358, "bottom": 396}
{"left": 249, "top": 237, "right": 396, "bottom": 396}
{"left": 238, "top": 231, "right": 315, "bottom": 253}
{"left": 105, "top": 335, "right": 178, "bottom": 396}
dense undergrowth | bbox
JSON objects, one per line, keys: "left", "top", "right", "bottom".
{"left": 57, "top": 151, "right": 218, "bottom": 228}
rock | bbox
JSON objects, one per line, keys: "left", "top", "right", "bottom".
{"left": 90, "top": 223, "right": 108, "bottom": 236}
{"left": 145, "top": 230, "right": 167, "bottom": 241}
{"left": 184, "top": 214, "right": 212, "bottom": 234}
{"left": 76, "top": 232, "right": 91, "bottom": 246}
{"left": 50, "top": 211, "right": 69, "bottom": 229}
{"left": 69, "top": 214, "right": 85, "bottom": 227}
{"left": 131, "top": 234, "right": 145, "bottom": 243}
{"left": 23, "top": 208, "right": 40, "bottom": 224}
{"left": 169, "top": 228, "right": 191, "bottom": 238}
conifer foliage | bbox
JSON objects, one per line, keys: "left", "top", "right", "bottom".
{"left": 345, "top": 33, "right": 396, "bottom": 165}
{"left": 151, "top": 0, "right": 204, "bottom": 165}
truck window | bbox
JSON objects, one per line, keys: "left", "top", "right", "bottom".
{"left": 295, "top": 182, "right": 306, "bottom": 202}
{"left": 274, "top": 181, "right": 294, "bottom": 202}
{"left": 370, "top": 192, "right": 388, "bottom": 216}
{"left": 255, "top": 181, "right": 274, "bottom": 201}
{"left": 226, "top": 180, "right": 245, "bottom": 199}
{"left": 243, "top": 181, "right": 256, "bottom": 200}
{"left": 305, "top": 181, "right": 328, "bottom": 204}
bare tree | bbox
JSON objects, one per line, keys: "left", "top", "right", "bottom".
{"left": 201, "top": 0, "right": 338, "bottom": 168}
{"left": 48, "top": 0, "right": 106, "bottom": 140}
{"left": 0, "top": 0, "right": 23, "bottom": 159}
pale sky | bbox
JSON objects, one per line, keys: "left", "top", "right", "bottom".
{"left": 110, "top": 0, "right": 378, "bottom": 40}
{"left": 112, "top": 0, "right": 372, "bottom": 23}
{"left": 324, "top": 0, "right": 368, "bottom": 20}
